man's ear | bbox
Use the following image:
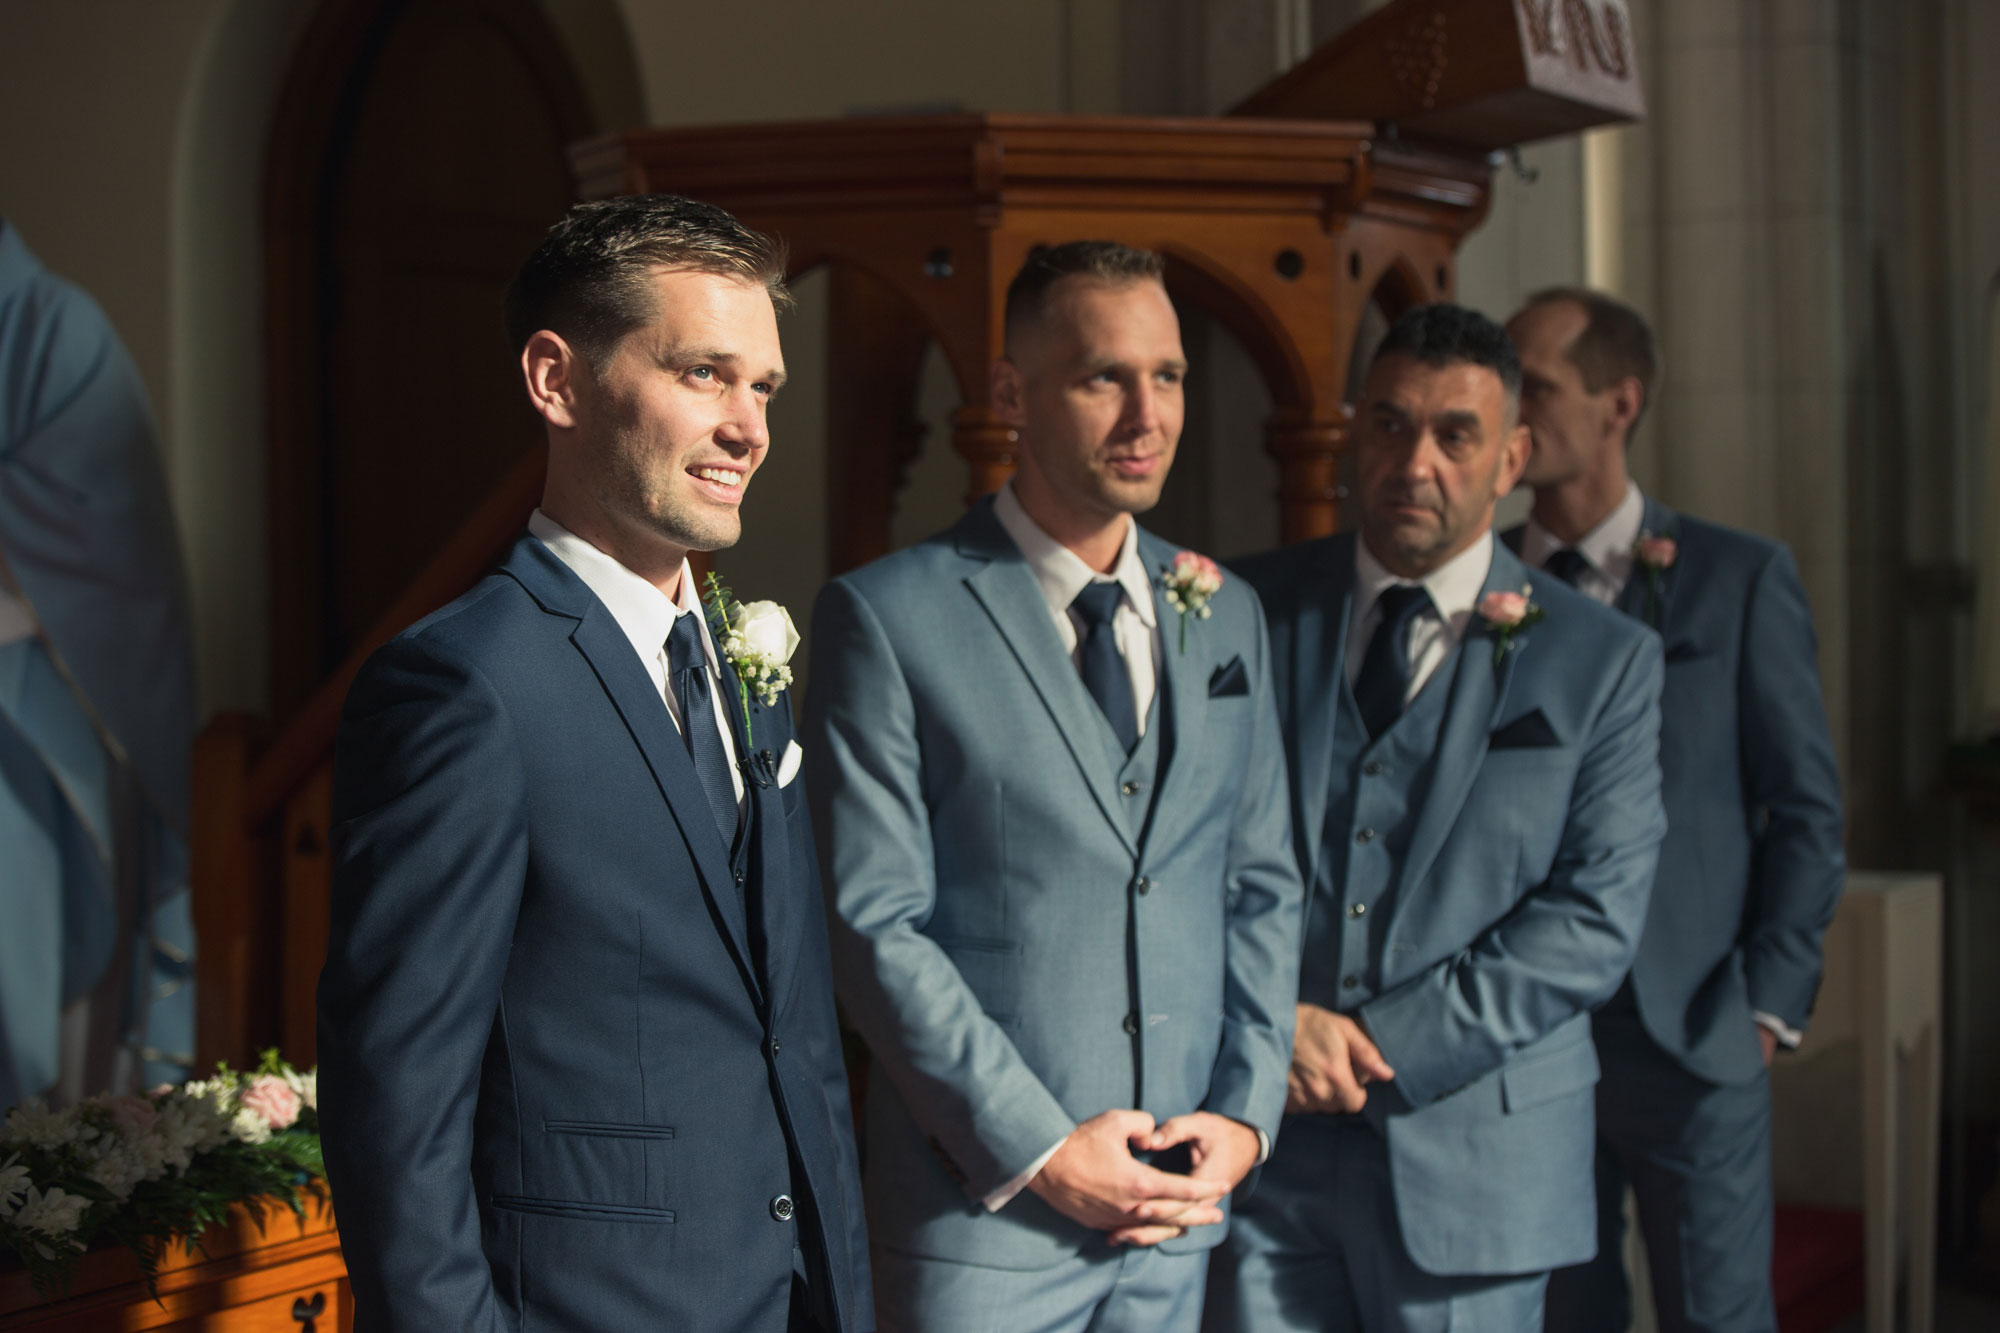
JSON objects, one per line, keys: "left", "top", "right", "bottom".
{"left": 522, "top": 330, "right": 585, "bottom": 431}
{"left": 990, "top": 356, "right": 1027, "bottom": 427}
{"left": 1498, "top": 419, "right": 1532, "bottom": 494}
{"left": 1607, "top": 375, "right": 1644, "bottom": 438}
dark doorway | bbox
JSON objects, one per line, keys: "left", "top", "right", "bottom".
{"left": 266, "top": 0, "right": 593, "bottom": 719}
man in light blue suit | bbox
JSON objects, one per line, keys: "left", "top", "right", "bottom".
{"left": 1506, "top": 290, "right": 1845, "bottom": 1333}
{"left": 808, "top": 242, "right": 1304, "bottom": 1332}
{"left": 1206, "top": 305, "right": 1667, "bottom": 1332}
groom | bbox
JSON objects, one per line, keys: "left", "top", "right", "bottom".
{"left": 318, "top": 195, "right": 870, "bottom": 1332}
{"left": 1209, "top": 305, "right": 1666, "bottom": 1331}
{"left": 807, "top": 241, "right": 1303, "bottom": 1331}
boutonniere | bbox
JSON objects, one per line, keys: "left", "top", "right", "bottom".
{"left": 701, "top": 571, "right": 799, "bottom": 744}
{"left": 1160, "top": 550, "right": 1224, "bottom": 654}
{"left": 1632, "top": 530, "right": 1677, "bottom": 626}
{"left": 1476, "top": 587, "right": 1545, "bottom": 665}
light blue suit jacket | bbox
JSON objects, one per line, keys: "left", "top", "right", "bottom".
{"left": 1504, "top": 498, "right": 1845, "bottom": 1084}
{"left": 806, "top": 498, "right": 1304, "bottom": 1271}
{"left": 1234, "top": 534, "right": 1666, "bottom": 1276}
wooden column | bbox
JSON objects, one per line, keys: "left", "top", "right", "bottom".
{"left": 1267, "top": 405, "right": 1352, "bottom": 544}
{"left": 952, "top": 405, "right": 1019, "bottom": 505}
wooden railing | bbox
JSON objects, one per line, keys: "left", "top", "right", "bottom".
{"left": 190, "top": 446, "right": 548, "bottom": 1070}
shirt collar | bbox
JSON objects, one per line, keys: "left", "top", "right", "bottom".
{"left": 528, "top": 508, "right": 717, "bottom": 672}
{"left": 992, "top": 482, "right": 1158, "bottom": 628}
{"left": 1355, "top": 528, "right": 1495, "bottom": 634}
{"left": 1520, "top": 480, "right": 1644, "bottom": 583}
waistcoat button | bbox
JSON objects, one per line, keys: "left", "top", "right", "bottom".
{"left": 1122, "top": 1013, "right": 1140, "bottom": 1035}
{"left": 1355, "top": 828, "right": 1375, "bottom": 844}
{"left": 1348, "top": 902, "right": 1367, "bottom": 918}
{"left": 770, "top": 1194, "right": 794, "bottom": 1222}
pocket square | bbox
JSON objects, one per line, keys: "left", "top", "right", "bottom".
{"left": 1664, "top": 641, "right": 1709, "bottom": 665}
{"left": 1489, "top": 709, "right": 1561, "bottom": 749}
{"left": 776, "top": 739, "right": 803, "bottom": 787}
{"left": 1208, "top": 656, "right": 1249, "bottom": 698}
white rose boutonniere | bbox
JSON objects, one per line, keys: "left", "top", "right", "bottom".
{"left": 1160, "top": 550, "right": 1225, "bottom": 654}
{"left": 703, "top": 572, "right": 799, "bottom": 744}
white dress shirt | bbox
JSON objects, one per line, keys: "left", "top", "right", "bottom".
{"left": 528, "top": 509, "right": 745, "bottom": 809}
{"left": 1518, "top": 480, "right": 1645, "bottom": 607}
{"left": 992, "top": 482, "right": 1161, "bottom": 736}
{"left": 1516, "top": 488, "right": 1803, "bottom": 1049}
{"left": 1345, "top": 531, "right": 1497, "bottom": 703}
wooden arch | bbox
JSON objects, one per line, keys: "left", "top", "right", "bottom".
{"left": 570, "top": 113, "right": 1491, "bottom": 573}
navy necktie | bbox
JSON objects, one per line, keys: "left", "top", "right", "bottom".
{"left": 1353, "top": 583, "right": 1434, "bottom": 741}
{"left": 1071, "top": 582, "right": 1138, "bottom": 754}
{"left": 1543, "top": 548, "right": 1592, "bottom": 588}
{"left": 666, "top": 613, "right": 740, "bottom": 846}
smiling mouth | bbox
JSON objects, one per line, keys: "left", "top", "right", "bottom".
{"left": 687, "top": 464, "right": 745, "bottom": 496}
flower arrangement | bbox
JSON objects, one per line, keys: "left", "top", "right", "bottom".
{"left": 1632, "top": 529, "right": 1677, "bottom": 625}
{"left": 0, "top": 1051, "right": 321, "bottom": 1297}
{"left": 703, "top": 571, "right": 800, "bottom": 743}
{"left": 1477, "top": 587, "right": 1545, "bottom": 664}
{"left": 1160, "top": 551, "right": 1224, "bottom": 654}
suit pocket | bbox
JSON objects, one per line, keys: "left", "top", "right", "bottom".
{"left": 490, "top": 1195, "right": 675, "bottom": 1224}
{"left": 1500, "top": 1040, "right": 1600, "bottom": 1114}
{"left": 544, "top": 1119, "right": 675, "bottom": 1140}
{"left": 933, "top": 935, "right": 1023, "bottom": 1030}
{"left": 528, "top": 1120, "right": 675, "bottom": 1211}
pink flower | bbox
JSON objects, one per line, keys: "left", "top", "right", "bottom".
{"left": 1635, "top": 535, "right": 1677, "bottom": 570}
{"left": 1170, "top": 551, "right": 1224, "bottom": 597}
{"left": 1478, "top": 591, "right": 1530, "bottom": 627}
{"left": 107, "top": 1096, "right": 157, "bottom": 1136}
{"left": 239, "top": 1075, "right": 302, "bottom": 1131}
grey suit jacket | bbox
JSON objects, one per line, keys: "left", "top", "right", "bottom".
{"left": 1504, "top": 498, "right": 1845, "bottom": 1083}
{"left": 806, "top": 498, "right": 1304, "bottom": 1271}
{"left": 1235, "top": 534, "right": 1666, "bottom": 1276}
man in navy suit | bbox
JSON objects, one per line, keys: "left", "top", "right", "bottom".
{"left": 1507, "top": 289, "right": 1845, "bottom": 1333}
{"left": 1208, "top": 304, "right": 1667, "bottom": 1331}
{"left": 317, "top": 195, "right": 871, "bottom": 1332}
{"left": 808, "top": 242, "right": 1302, "bottom": 1331}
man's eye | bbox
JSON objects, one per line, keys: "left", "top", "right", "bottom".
{"left": 688, "top": 366, "right": 714, "bottom": 381}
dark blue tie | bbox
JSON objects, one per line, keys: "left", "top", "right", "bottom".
{"left": 1543, "top": 548, "right": 1592, "bottom": 587}
{"left": 667, "top": 613, "right": 740, "bottom": 845}
{"left": 1353, "top": 584, "right": 1433, "bottom": 741}
{"left": 1071, "top": 582, "right": 1138, "bottom": 754}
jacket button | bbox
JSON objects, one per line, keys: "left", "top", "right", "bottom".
{"left": 1342, "top": 974, "right": 1360, "bottom": 990}
{"left": 1122, "top": 1013, "right": 1140, "bottom": 1036}
{"left": 1363, "top": 761, "right": 1385, "bottom": 776}
{"left": 734, "top": 870, "right": 746, "bottom": 887}
{"left": 770, "top": 1194, "right": 794, "bottom": 1222}
{"left": 768, "top": 1035, "right": 781, "bottom": 1057}
{"left": 1355, "top": 828, "right": 1375, "bottom": 844}
{"left": 1134, "top": 877, "right": 1151, "bottom": 896}
{"left": 1121, "top": 781, "right": 1141, "bottom": 796}
{"left": 1348, "top": 902, "right": 1367, "bottom": 918}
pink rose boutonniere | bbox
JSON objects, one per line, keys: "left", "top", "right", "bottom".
{"left": 1160, "top": 550, "right": 1224, "bottom": 654}
{"left": 1477, "top": 586, "right": 1546, "bottom": 665}
{"left": 1632, "top": 529, "right": 1677, "bottom": 625}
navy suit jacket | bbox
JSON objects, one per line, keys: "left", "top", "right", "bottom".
{"left": 1235, "top": 534, "right": 1666, "bottom": 1275}
{"left": 1505, "top": 497, "right": 1845, "bottom": 1083}
{"left": 318, "top": 535, "right": 871, "bottom": 1332}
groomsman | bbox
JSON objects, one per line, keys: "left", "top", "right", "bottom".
{"left": 1506, "top": 289, "right": 1845, "bottom": 1333}
{"left": 807, "top": 241, "right": 1303, "bottom": 1332}
{"left": 1207, "top": 304, "right": 1667, "bottom": 1331}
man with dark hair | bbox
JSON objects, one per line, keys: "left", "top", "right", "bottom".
{"left": 1507, "top": 288, "right": 1844, "bottom": 1333}
{"left": 1208, "top": 303, "right": 1666, "bottom": 1331}
{"left": 318, "top": 194, "right": 871, "bottom": 1332}
{"left": 807, "top": 240, "right": 1302, "bottom": 1330}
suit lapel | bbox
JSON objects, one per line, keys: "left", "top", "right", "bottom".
{"left": 1141, "top": 533, "right": 1203, "bottom": 835}
{"left": 506, "top": 538, "right": 763, "bottom": 1007}
{"left": 959, "top": 505, "right": 1138, "bottom": 858}
{"left": 1291, "top": 538, "right": 1356, "bottom": 888}
{"left": 1396, "top": 541, "right": 1527, "bottom": 898}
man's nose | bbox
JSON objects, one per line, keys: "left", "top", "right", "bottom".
{"left": 1122, "top": 380, "right": 1164, "bottom": 436}
{"left": 716, "top": 385, "right": 769, "bottom": 452}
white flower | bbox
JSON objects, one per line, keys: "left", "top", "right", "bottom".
{"left": 730, "top": 600, "right": 800, "bottom": 666}
{"left": 229, "top": 1106, "right": 273, "bottom": 1146}
{"left": 284, "top": 1067, "right": 317, "bottom": 1112}
{"left": 0, "top": 1154, "right": 30, "bottom": 1219}
{"left": 12, "top": 1184, "right": 91, "bottom": 1257}
{"left": 4, "top": 1101, "right": 82, "bottom": 1152}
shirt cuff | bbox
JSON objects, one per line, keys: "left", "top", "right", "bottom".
{"left": 982, "top": 1137, "right": 1065, "bottom": 1212}
{"left": 1754, "top": 1011, "right": 1805, "bottom": 1050}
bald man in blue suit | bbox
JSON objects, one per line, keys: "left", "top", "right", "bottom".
{"left": 1206, "top": 305, "right": 1667, "bottom": 1332}
{"left": 1507, "top": 289, "right": 1844, "bottom": 1333}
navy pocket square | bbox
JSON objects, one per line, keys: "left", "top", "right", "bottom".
{"left": 1208, "top": 657, "right": 1250, "bottom": 698}
{"left": 1489, "top": 709, "right": 1561, "bottom": 749}
{"left": 1664, "top": 641, "right": 1710, "bottom": 665}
